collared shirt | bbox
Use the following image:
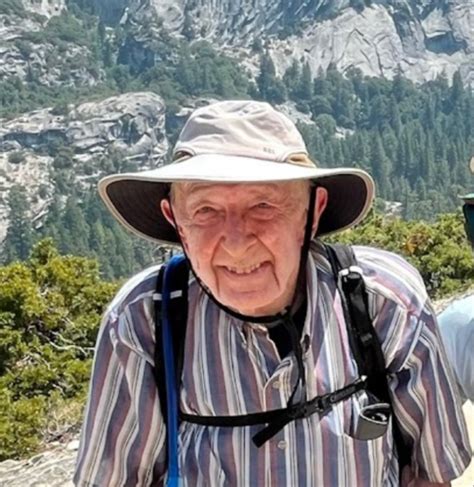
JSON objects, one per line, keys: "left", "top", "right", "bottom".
{"left": 438, "top": 294, "right": 474, "bottom": 402}
{"left": 74, "top": 242, "right": 471, "bottom": 486}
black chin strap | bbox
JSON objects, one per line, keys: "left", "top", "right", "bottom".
{"left": 167, "top": 187, "right": 318, "bottom": 443}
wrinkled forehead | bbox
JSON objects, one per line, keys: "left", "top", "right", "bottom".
{"left": 170, "top": 180, "right": 311, "bottom": 202}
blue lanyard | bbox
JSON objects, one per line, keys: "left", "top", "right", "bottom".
{"left": 162, "top": 255, "right": 185, "bottom": 487}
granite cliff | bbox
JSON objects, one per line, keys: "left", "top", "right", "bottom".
{"left": 97, "top": 0, "right": 473, "bottom": 84}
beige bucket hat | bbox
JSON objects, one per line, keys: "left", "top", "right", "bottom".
{"left": 99, "top": 100, "right": 375, "bottom": 245}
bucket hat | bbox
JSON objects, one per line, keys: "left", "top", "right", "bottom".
{"left": 99, "top": 100, "right": 375, "bottom": 245}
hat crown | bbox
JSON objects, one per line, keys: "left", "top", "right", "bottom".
{"left": 174, "top": 100, "right": 310, "bottom": 164}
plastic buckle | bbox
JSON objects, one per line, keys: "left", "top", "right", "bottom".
{"left": 316, "top": 395, "right": 332, "bottom": 413}
{"left": 338, "top": 265, "right": 363, "bottom": 279}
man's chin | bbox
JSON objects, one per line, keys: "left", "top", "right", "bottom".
{"left": 221, "top": 294, "right": 284, "bottom": 318}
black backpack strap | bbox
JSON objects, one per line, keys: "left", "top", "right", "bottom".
{"left": 181, "top": 376, "right": 367, "bottom": 447}
{"left": 153, "top": 264, "right": 168, "bottom": 421}
{"left": 153, "top": 255, "right": 190, "bottom": 423}
{"left": 325, "top": 243, "right": 410, "bottom": 472}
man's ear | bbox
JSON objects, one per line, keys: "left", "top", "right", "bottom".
{"left": 160, "top": 198, "right": 175, "bottom": 227}
{"left": 160, "top": 198, "right": 189, "bottom": 250}
{"left": 312, "top": 187, "right": 328, "bottom": 235}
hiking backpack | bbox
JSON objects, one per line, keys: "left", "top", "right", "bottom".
{"left": 152, "top": 243, "right": 409, "bottom": 486}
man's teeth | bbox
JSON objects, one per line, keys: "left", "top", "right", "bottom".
{"left": 225, "top": 263, "right": 263, "bottom": 275}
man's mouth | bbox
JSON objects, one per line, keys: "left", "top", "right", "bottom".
{"left": 222, "top": 262, "right": 265, "bottom": 275}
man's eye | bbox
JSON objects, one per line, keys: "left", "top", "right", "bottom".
{"left": 196, "top": 206, "right": 216, "bottom": 215}
{"left": 254, "top": 202, "right": 272, "bottom": 210}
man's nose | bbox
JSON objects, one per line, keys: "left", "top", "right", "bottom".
{"left": 220, "top": 213, "right": 255, "bottom": 255}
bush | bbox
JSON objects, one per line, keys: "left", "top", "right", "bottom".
{"left": 0, "top": 390, "right": 46, "bottom": 460}
{"left": 327, "top": 211, "right": 474, "bottom": 297}
{"left": 0, "top": 0, "right": 26, "bottom": 16}
{"left": 0, "top": 240, "right": 118, "bottom": 459}
{"left": 7, "top": 151, "right": 25, "bottom": 164}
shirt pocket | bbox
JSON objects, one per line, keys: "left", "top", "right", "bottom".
{"left": 341, "top": 391, "right": 395, "bottom": 486}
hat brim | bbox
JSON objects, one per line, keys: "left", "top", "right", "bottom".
{"left": 98, "top": 154, "right": 375, "bottom": 245}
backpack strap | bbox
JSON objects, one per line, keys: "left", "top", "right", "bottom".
{"left": 325, "top": 243, "right": 410, "bottom": 473}
{"left": 181, "top": 376, "right": 367, "bottom": 447}
{"left": 153, "top": 246, "right": 410, "bottom": 478}
{"left": 153, "top": 254, "right": 189, "bottom": 487}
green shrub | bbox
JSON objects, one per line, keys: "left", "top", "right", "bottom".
{"left": 327, "top": 211, "right": 474, "bottom": 297}
{"left": 0, "top": 390, "right": 46, "bottom": 460}
{"left": 0, "top": 0, "right": 26, "bottom": 16}
{"left": 7, "top": 151, "right": 25, "bottom": 164}
{"left": 0, "top": 240, "right": 118, "bottom": 459}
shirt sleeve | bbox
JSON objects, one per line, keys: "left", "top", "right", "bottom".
{"left": 73, "top": 310, "right": 167, "bottom": 487}
{"left": 438, "top": 298, "right": 474, "bottom": 402}
{"left": 390, "top": 305, "right": 472, "bottom": 482}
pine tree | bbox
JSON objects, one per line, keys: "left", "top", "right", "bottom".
{"left": 2, "top": 185, "right": 33, "bottom": 263}
{"left": 256, "top": 53, "right": 286, "bottom": 103}
{"left": 61, "top": 196, "right": 90, "bottom": 256}
{"left": 388, "top": 98, "right": 402, "bottom": 136}
{"left": 370, "top": 134, "right": 392, "bottom": 199}
{"left": 257, "top": 53, "right": 276, "bottom": 100}
{"left": 296, "top": 62, "right": 312, "bottom": 101}
{"left": 449, "top": 70, "right": 464, "bottom": 111}
{"left": 283, "top": 60, "right": 300, "bottom": 100}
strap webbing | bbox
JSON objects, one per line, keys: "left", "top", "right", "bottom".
{"left": 325, "top": 244, "right": 410, "bottom": 472}
{"left": 153, "top": 244, "right": 410, "bottom": 478}
{"left": 181, "top": 377, "right": 367, "bottom": 447}
{"left": 154, "top": 255, "right": 189, "bottom": 487}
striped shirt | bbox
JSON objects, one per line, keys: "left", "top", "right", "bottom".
{"left": 74, "top": 241, "right": 472, "bottom": 486}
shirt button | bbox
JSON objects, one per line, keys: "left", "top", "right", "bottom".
{"left": 272, "top": 380, "right": 282, "bottom": 390}
{"left": 277, "top": 440, "right": 288, "bottom": 450}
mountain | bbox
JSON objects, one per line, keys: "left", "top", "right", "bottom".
{"left": 92, "top": 0, "right": 473, "bottom": 84}
{"left": 0, "top": 0, "right": 472, "bottom": 275}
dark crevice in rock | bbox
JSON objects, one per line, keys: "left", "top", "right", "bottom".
{"left": 425, "top": 32, "right": 468, "bottom": 55}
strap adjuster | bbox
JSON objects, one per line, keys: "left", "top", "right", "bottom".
{"left": 338, "top": 265, "right": 363, "bottom": 278}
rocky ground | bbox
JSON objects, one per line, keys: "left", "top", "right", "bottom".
{"left": 0, "top": 290, "right": 472, "bottom": 487}
{"left": 0, "top": 440, "right": 78, "bottom": 487}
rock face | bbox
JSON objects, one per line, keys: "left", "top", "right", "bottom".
{"left": 100, "top": 0, "right": 473, "bottom": 84}
{"left": 0, "top": 41, "right": 101, "bottom": 87}
{"left": 0, "top": 0, "right": 101, "bottom": 86}
{"left": 21, "top": 0, "right": 65, "bottom": 20}
{"left": 0, "top": 91, "right": 168, "bottom": 164}
{"left": 0, "top": 91, "right": 168, "bottom": 241}
{"left": 268, "top": 2, "right": 473, "bottom": 85}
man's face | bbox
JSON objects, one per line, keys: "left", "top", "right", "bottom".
{"left": 161, "top": 181, "right": 327, "bottom": 316}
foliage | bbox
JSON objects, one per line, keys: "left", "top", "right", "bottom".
{"left": 2, "top": 185, "right": 33, "bottom": 263}
{"left": 7, "top": 150, "right": 25, "bottom": 164}
{"left": 326, "top": 211, "right": 474, "bottom": 297}
{"left": 36, "top": 190, "right": 159, "bottom": 280}
{"left": 0, "top": 0, "right": 26, "bottom": 16}
{"left": 0, "top": 239, "right": 118, "bottom": 460}
{"left": 23, "top": 11, "right": 95, "bottom": 47}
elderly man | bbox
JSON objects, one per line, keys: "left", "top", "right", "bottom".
{"left": 74, "top": 101, "right": 471, "bottom": 486}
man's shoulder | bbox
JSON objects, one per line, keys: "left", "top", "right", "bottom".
{"left": 438, "top": 294, "right": 474, "bottom": 329}
{"left": 439, "top": 294, "right": 474, "bottom": 318}
{"left": 352, "top": 245, "right": 428, "bottom": 315}
{"left": 106, "top": 264, "right": 162, "bottom": 319}
{"left": 349, "top": 246, "right": 432, "bottom": 370}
